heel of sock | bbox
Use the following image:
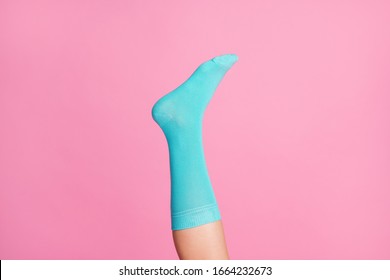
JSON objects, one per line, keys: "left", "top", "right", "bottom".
{"left": 151, "top": 97, "right": 173, "bottom": 128}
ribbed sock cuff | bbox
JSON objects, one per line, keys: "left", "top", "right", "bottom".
{"left": 171, "top": 203, "right": 221, "bottom": 230}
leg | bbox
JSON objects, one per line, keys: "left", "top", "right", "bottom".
{"left": 173, "top": 221, "right": 229, "bottom": 260}
{"left": 152, "top": 54, "right": 238, "bottom": 259}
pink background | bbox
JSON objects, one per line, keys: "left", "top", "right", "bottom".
{"left": 1, "top": 0, "right": 389, "bottom": 259}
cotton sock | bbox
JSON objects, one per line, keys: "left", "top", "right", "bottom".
{"left": 151, "top": 54, "right": 238, "bottom": 230}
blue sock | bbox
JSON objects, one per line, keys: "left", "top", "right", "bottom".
{"left": 152, "top": 54, "right": 238, "bottom": 230}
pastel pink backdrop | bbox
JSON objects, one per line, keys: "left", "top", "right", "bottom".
{"left": 0, "top": 0, "right": 389, "bottom": 259}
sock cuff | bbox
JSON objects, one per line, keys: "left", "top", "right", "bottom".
{"left": 171, "top": 203, "right": 221, "bottom": 231}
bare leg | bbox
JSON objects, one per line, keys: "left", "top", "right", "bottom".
{"left": 173, "top": 221, "right": 229, "bottom": 260}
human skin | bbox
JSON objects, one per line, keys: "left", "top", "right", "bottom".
{"left": 172, "top": 220, "right": 229, "bottom": 260}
